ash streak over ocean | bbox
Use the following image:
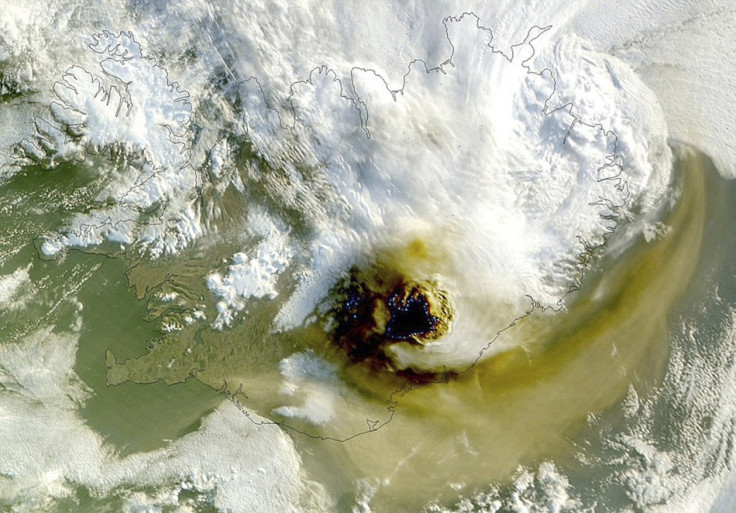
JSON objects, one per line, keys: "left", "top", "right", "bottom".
{"left": 1, "top": 2, "right": 736, "bottom": 512}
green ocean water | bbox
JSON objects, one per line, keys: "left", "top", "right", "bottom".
{"left": 0, "top": 162, "right": 221, "bottom": 456}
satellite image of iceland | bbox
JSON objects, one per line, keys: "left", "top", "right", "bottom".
{"left": 2, "top": 1, "right": 736, "bottom": 512}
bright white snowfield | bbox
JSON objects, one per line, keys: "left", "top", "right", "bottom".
{"left": 1, "top": 1, "right": 736, "bottom": 512}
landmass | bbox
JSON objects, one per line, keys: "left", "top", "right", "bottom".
{"left": 20, "top": 12, "right": 637, "bottom": 441}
